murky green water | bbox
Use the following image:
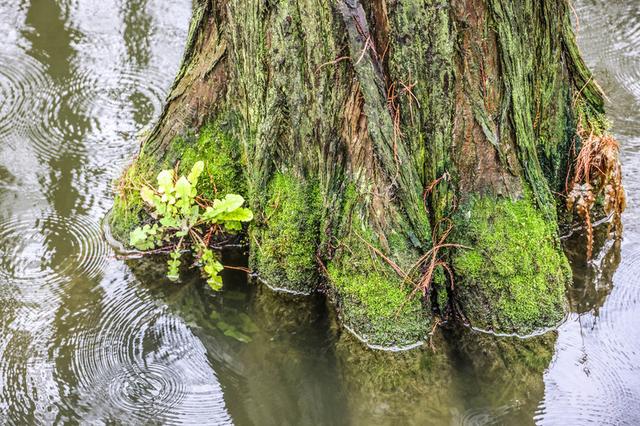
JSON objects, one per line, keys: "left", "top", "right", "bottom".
{"left": 0, "top": 0, "right": 639, "bottom": 424}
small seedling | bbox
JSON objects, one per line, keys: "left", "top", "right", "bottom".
{"left": 129, "top": 161, "right": 253, "bottom": 290}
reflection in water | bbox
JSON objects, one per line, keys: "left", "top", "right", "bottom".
{"left": 0, "top": 0, "right": 198, "bottom": 422}
{"left": 125, "top": 252, "right": 555, "bottom": 425}
{"left": 563, "top": 227, "right": 622, "bottom": 315}
{"left": 0, "top": 0, "right": 639, "bottom": 424}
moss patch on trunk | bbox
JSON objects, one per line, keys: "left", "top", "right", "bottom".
{"left": 328, "top": 263, "right": 429, "bottom": 349}
{"left": 171, "top": 122, "right": 246, "bottom": 199}
{"left": 108, "top": 152, "right": 157, "bottom": 243}
{"left": 453, "top": 195, "right": 570, "bottom": 334}
{"left": 252, "top": 172, "right": 322, "bottom": 293}
{"left": 326, "top": 185, "right": 430, "bottom": 348}
{"left": 109, "top": 122, "right": 245, "bottom": 244}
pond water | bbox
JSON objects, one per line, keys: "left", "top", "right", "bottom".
{"left": 0, "top": 0, "right": 639, "bottom": 424}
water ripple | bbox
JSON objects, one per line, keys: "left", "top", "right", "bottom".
{"left": 0, "top": 51, "right": 50, "bottom": 142}
{"left": 61, "top": 271, "right": 232, "bottom": 423}
{"left": 0, "top": 211, "right": 107, "bottom": 289}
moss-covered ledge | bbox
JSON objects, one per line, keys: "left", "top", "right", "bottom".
{"left": 323, "top": 184, "right": 431, "bottom": 349}
{"left": 328, "top": 263, "right": 429, "bottom": 349}
{"left": 109, "top": 121, "right": 246, "bottom": 243}
{"left": 452, "top": 194, "right": 570, "bottom": 334}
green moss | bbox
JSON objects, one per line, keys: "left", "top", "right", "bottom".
{"left": 326, "top": 184, "right": 430, "bottom": 348}
{"left": 110, "top": 192, "right": 143, "bottom": 243}
{"left": 329, "top": 263, "right": 428, "bottom": 348}
{"left": 254, "top": 172, "right": 321, "bottom": 293}
{"left": 433, "top": 266, "right": 449, "bottom": 315}
{"left": 172, "top": 122, "right": 246, "bottom": 199}
{"left": 453, "top": 195, "right": 570, "bottom": 334}
{"left": 108, "top": 152, "right": 157, "bottom": 243}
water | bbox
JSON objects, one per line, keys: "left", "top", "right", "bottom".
{"left": 0, "top": 0, "right": 638, "bottom": 424}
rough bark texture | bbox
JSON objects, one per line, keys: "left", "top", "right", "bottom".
{"left": 111, "top": 0, "right": 607, "bottom": 347}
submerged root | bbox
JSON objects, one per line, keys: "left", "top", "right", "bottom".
{"left": 567, "top": 123, "right": 626, "bottom": 259}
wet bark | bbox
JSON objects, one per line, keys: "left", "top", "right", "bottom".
{"left": 112, "top": 0, "right": 608, "bottom": 347}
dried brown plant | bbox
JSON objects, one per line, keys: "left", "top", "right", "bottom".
{"left": 567, "top": 121, "right": 626, "bottom": 259}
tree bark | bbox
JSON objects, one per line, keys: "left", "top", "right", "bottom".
{"left": 111, "top": 0, "right": 609, "bottom": 348}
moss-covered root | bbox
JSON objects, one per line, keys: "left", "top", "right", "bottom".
{"left": 328, "top": 262, "right": 430, "bottom": 349}
{"left": 452, "top": 196, "right": 570, "bottom": 334}
{"left": 252, "top": 172, "right": 322, "bottom": 294}
{"left": 327, "top": 186, "right": 431, "bottom": 348}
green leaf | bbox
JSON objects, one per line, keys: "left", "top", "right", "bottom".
{"left": 159, "top": 216, "right": 179, "bottom": 228}
{"left": 204, "top": 258, "right": 224, "bottom": 276}
{"left": 200, "top": 247, "right": 214, "bottom": 262}
{"left": 157, "top": 169, "right": 174, "bottom": 194}
{"left": 224, "top": 221, "right": 242, "bottom": 232}
{"left": 203, "top": 194, "right": 248, "bottom": 223}
{"left": 188, "top": 205, "right": 200, "bottom": 225}
{"left": 140, "top": 186, "right": 157, "bottom": 206}
{"left": 167, "top": 249, "right": 182, "bottom": 281}
{"left": 188, "top": 161, "right": 204, "bottom": 185}
{"left": 219, "top": 194, "right": 245, "bottom": 211}
{"left": 174, "top": 176, "right": 192, "bottom": 200}
{"left": 202, "top": 206, "right": 219, "bottom": 223}
{"left": 202, "top": 251, "right": 224, "bottom": 291}
{"left": 129, "top": 226, "right": 146, "bottom": 245}
{"left": 161, "top": 193, "right": 176, "bottom": 205}
{"left": 218, "top": 207, "right": 253, "bottom": 222}
{"left": 129, "top": 226, "right": 155, "bottom": 251}
{"left": 211, "top": 194, "right": 245, "bottom": 215}
{"left": 207, "top": 274, "right": 223, "bottom": 291}
{"left": 145, "top": 224, "right": 158, "bottom": 235}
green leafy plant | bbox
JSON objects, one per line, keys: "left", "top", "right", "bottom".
{"left": 129, "top": 161, "right": 253, "bottom": 290}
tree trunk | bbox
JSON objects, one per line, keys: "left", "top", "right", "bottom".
{"left": 111, "top": 0, "right": 610, "bottom": 348}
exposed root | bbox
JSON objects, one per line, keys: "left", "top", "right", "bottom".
{"left": 567, "top": 121, "right": 626, "bottom": 259}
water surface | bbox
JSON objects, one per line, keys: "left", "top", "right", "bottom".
{"left": 0, "top": 0, "right": 639, "bottom": 424}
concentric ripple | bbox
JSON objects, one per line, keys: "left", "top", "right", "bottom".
{"left": 62, "top": 271, "right": 231, "bottom": 423}
{"left": 0, "top": 51, "right": 51, "bottom": 141}
{"left": 538, "top": 3, "right": 640, "bottom": 423}
{"left": 24, "top": 83, "right": 90, "bottom": 163}
{"left": 0, "top": 211, "right": 108, "bottom": 288}
{"left": 537, "top": 312, "right": 640, "bottom": 424}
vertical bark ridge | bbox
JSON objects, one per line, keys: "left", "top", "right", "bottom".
{"left": 147, "top": 0, "right": 228, "bottom": 155}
